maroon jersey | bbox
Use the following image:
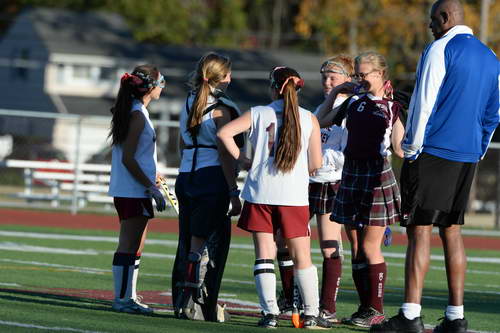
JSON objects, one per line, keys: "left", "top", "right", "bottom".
{"left": 343, "top": 94, "right": 400, "bottom": 160}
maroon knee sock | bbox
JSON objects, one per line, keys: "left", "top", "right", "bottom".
{"left": 352, "top": 260, "right": 369, "bottom": 307}
{"left": 277, "top": 251, "right": 295, "bottom": 304}
{"left": 367, "top": 262, "right": 387, "bottom": 313}
{"left": 320, "top": 257, "right": 342, "bottom": 313}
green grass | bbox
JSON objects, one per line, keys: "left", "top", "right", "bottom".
{"left": 1, "top": 223, "right": 500, "bottom": 332}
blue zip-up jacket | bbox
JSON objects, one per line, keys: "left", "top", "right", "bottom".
{"left": 403, "top": 25, "right": 500, "bottom": 162}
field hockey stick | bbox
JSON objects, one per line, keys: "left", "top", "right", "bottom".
{"left": 157, "top": 177, "right": 179, "bottom": 215}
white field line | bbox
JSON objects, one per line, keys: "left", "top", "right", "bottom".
{"left": 2, "top": 241, "right": 500, "bottom": 278}
{"left": 0, "top": 320, "right": 105, "bottom": 333}
{"left": 1, "top": 231, "right": 500, "bottom": 265}
{"left": 2, "top": 256, "right": 500, "bottom": 300}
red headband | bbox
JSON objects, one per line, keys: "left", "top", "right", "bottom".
{"left": 279, "top": 76, "right": 304, "bottom": 95}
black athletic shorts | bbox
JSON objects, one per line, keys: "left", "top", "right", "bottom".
{"left": 175, "top": 166, "right": 230, "bottom": 238}
{"left": 400, "top": 152, "right": 476, "bottom": 227}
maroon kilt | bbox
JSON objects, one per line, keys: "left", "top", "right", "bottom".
{"left": 331, "top": 157, "right": 401, "bottom": 227}
{"left": 309, "top": 181, "right": 340, "bottom": 216}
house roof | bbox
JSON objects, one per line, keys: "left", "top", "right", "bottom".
{"left": 25, "top": 7, "right": 141, "bottom": 58}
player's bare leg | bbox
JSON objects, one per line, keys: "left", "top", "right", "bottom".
{"left": 439, "top": 225, "right": 466, "bottom": 305}
{"left": 404, "top": 225, "right": 432, "bottom": 304}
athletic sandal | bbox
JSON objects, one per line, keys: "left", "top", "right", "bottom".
{"left": 350, "top": 306, "right": 385, "bottom": 327}
{"left": 303, "top": 315, "right": 333, "bottom": 329}
{"left": 319, "top": 308, "right": 340, "bottom": 323}
{"left": 370, "top": 310, "right": 424, "bottom": 333}
{"left": 112, "top": 298, "right": 153, "bottom": 314}
{"left": 433, "top": 316, "right": 468, "bottom": 333}
{"left": 257, "top": 312, "right": 279, "bottom": 328}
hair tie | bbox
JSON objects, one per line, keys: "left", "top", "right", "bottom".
{"left": 279, "top": 76, "right": 304, "bottom": 95}
{"left": 383, "top": 80, "right": 393, "bottom": 99}
{"left": 121, "top": 72, "right": 132, "bottom": 83}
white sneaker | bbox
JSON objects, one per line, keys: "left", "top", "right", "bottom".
{"left": 112, "top": 298, "right": 153, "bottom": 314}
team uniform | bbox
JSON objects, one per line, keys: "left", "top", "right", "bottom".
{"left": 401, "top": 25, "right": 500, "bottom": 227}
{"left": 331, "top": 93, "right": 402, "bottom": 325}
{"left": 172, "top": 91, "right": 240, "bottom": 322}
{"left": 332, "top": 94, "right": 402, "bottom": 227}
{"left": 309, "top": 96, "right": 348, "bottom": 215}
{"left": 237, "top": 99, "right": 318, "bottom": 319}
{"left": 108, "top": 99, "right": 157, "bottom": 310}
{"left": 238, "top": 99, "right": 313, "bottom": 238}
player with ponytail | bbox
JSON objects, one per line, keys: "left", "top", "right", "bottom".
{"left": 108, "top": 64, "right": 166, "bottom": 314}
{"left": 218, "top": 67, "right": 330, "bottom": 329}
{"left": 172, "top": 52, "right": 242, "bottom": 322}
{"left": 318, "top": 51, "right": 405, "bottom": 327}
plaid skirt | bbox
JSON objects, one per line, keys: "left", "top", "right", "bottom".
{"left": 309, "top": 181, "right": 340, "bottom": 215}
{"left": 331, "top": 157, "right": 401, "bottom": 227}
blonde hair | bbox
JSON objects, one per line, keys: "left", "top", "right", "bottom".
{"left": 355, "top": 51, "right": 390, "bottom": 81}
{"left": 187, "top": 52, "right": 231, "bottom": 138}
{"left": 321, "top": 54, "right": 354, "bottom": 77}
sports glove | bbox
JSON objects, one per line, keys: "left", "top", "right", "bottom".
{"left": 145, "top": 185, "right": 166, "bottom": 212}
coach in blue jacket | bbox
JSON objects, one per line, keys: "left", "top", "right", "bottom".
{"left": 371, "top": 1, "right": 500, "bottom": 333}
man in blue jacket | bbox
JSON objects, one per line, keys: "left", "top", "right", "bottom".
{"left": 371, "top": 1, "right": 500, "bottom": 332}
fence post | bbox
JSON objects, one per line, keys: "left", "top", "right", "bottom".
{"left": 71, "top": 116, "right": 83, "bottom": 215}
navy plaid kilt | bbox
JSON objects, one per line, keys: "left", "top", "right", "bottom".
{"left": 331, "top": 157, "right": 401, "bottom": 227}
{"left": 309, "top": 181, "right": 340, "bottom": 215}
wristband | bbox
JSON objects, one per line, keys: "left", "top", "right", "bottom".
{"left": 228, "top": 188, "right": 240, "bottom": 198}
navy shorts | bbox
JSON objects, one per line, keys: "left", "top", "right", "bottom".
{"left": 175, "top": 166, "right": 230, "bottom": 238}
{"left": 400, "top": 153, "right": 476, "bottom": 227}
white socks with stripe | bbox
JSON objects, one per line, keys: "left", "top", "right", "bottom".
{"left": 295, "top": 265, "right": 320, "bottom": 317}
{"left": 112, "top": 253, "right": 140, "bottom": 301}
{"left": 254, "top": 259, "right": 280, "bottom": 315}
{"left": 446, "top": 305, "right": 464, "bottom": 320}
{"left": 401, "top": 302, "right": 421, "bottom": 320}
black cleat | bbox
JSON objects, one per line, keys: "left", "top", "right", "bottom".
{"left": 351, "top": 306, "right": 385, "bottom": 328}
{"left": 303, "top": 314, "right": 333, "bottom": 329}
{"left": 433, "top": 317, "right": 468, "bottom": 333}
{"left": 369, "top": 310, "right": 424, "bottom": 333}
{"left": 257, "top": 312, "right": 279, "bottom": 328}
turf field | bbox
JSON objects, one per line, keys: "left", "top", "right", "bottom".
{"left": 1, "top": 211, "right": 500, "bottom": 332}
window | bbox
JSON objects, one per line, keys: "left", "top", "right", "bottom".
{"left": 99, "top": 67, "right": 114, "bottom": 81}
{"left": 72, "top": 65, "right": 91, "bottom": 79}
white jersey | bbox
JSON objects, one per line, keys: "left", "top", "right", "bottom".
{"left": 241, "top": 99, "right": 313, "bottom": 206}
{"left": 108, "top": 100, "right": 157, "bottom": 198}
{"left": 310, "top": 96, "right": 348, "bottom": 183}
{"left": 179, "top": 94, "right": 221, "bottom": 172}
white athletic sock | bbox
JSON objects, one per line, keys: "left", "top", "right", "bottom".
{"left": 254, "top": 259, "right": 280, "bottom": 315}
{"left": 112, "top": 253, "right": 135, "bottom": 301}
{"left": 295, "top": 265, "right": 320, "bottom": 317}
{"left": 401, "top": 302, "right": 422, "bottom": 320}
{"left": 130, "top": 254, "right": 141, "bottom": 300}
{"left": 445, "top": 305, "right": 464, "bottom": 320}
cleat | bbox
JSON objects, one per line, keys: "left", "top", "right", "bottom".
{"left": 319, "top": 308, "right": 340, "bottom": 324}
{"left": 303, "top": 314, "right": 333, "bottom": 329}
{"left": 350, "top": 306, "right": 385, "bottom": 328}
{"left": 433, "top": 316, "right": 468, "bottom": 333}
{"left": 112, "top": 298, "right": 153, "bottom": 315}
{"left": 370, "top": 310, "right": 424, "bottom": 333}
{"left": 257, "top": 312, "right": 279, "bottom": 328}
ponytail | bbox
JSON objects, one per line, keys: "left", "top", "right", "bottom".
{"left": 186, "top": 52, "right": 232, "bottom": 139}
{"left": 109, "top": 64, "right": 159, "bottom": 145}
{"left": 187, "top": 80, "right": 211, "bottom": 137}
{"left": 269, "top": 67, "right": 304, "bottom": 173}
{"left": 275, "top": 80, "right": 301, "bottom": 173}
